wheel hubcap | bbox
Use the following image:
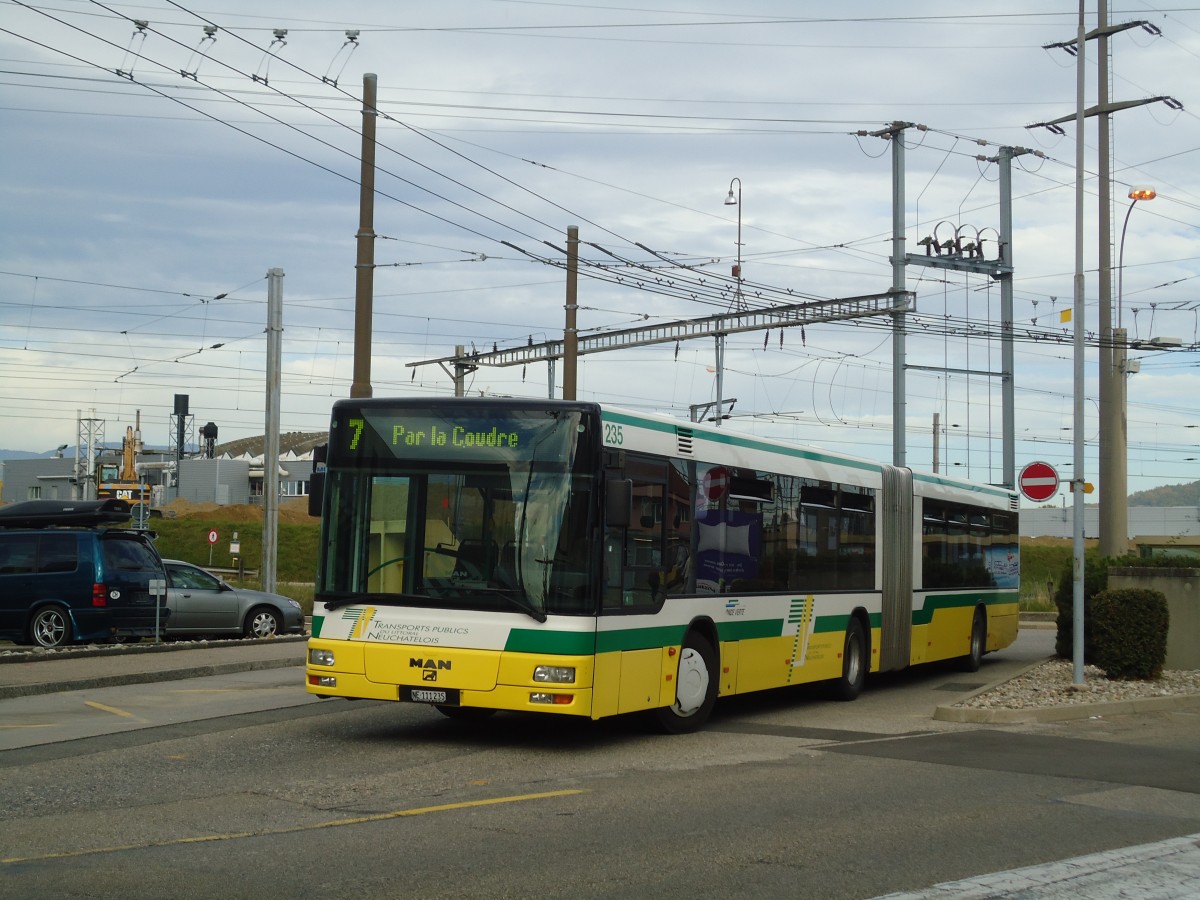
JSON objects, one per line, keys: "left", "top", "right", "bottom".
{"left": 673, "top": 647, "right": 709, "bottom": 716}
{"left": 35, "top": 614, "right": 65, "bottom": 646}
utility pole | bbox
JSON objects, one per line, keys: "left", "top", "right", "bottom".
{"left": 869, "top": 121, "right": 912, "bottom": 469}
{"left": 263, "top": 268, "right": 283, "bottom": 594}
{"left": 1034, "top": 13, "right": 1175, "bottom": 558}
{"left": 564, "top": 226, "right": 579, "bottom": 400}
{"left": 879, "top": 120, "right": 1021, "bottom": 488}
{"left": 350, "top": 73, "right": 378, "bottom": 400}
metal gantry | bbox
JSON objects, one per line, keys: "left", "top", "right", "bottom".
{"left": 408, "top": 289, "right": 913, "bottom": 394}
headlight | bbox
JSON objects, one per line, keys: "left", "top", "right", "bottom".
{"left": 287, "top": 599, "right": 302, "bottom": 609}
{"left": 309, "top": 648, "right": 335, "bottom": 667}
{"left": 533, "top": 665, "right": 575, "bottom": 684}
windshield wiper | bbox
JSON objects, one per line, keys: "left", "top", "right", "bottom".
{"left": 322, "top": 588, "right": 546, "bottom": 623}
{"left": 478, "top": 586, "right": 547, "bottom": 623}
{"left": 321, "top": 592, "right": 429, "bottom": 611}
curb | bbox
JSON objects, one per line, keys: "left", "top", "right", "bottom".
{"left": 934, "top": 656, "right": 1200, "bottom": 724}
{"left": 935, "top": 691, "right": 1200, "bottom": 724}
{"left": 0, "top": 633, "right": 307, "bottom": 665}
{"left": 0, "top": 656, "right": 303, "bottom": 701}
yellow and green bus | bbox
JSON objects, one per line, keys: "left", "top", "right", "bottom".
{"left": 306, "top": 398, "right": 1019, "bottom": 732}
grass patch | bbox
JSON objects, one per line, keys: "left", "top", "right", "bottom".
{"left": 150, "top": 517, "right": 320, "bottom": 584}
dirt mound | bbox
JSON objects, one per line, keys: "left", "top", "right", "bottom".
{"left": 158, "top": 497, "right": 313, "bottom": 524}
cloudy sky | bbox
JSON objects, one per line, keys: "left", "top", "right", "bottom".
{"left": 2, "top": 1, "right": 1199, "bottom": 504}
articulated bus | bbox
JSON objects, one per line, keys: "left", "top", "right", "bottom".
{"left": 305, "top": 398, "right": 1019, "bottom": 732}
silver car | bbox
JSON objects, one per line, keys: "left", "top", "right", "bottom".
{"left": 162, "top": 559, "right": 305, "bottom": 639}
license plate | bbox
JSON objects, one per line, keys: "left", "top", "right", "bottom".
{"left": 402, "top": 686, "right": 459, "bottom": 705}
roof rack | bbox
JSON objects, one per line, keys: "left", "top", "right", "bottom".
{"left": 0, "top": 498, "right": 133, "bottom": 529}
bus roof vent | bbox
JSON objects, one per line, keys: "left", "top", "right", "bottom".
{"left": 1010, "top": 495, "right": 1020, "bottom": 512}
{"left": 676, "top": 427, "right": 694, "bottom": 455}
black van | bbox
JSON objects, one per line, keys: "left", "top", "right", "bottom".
{"left": 0, "top": 499, "right": 169, "bottom": 648}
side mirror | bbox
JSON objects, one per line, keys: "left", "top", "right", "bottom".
{"left": 308, "top": 443, "right": 327, "bottom": 518}
{"left": 605, "top": 479, "right": 632, "bottom": 528}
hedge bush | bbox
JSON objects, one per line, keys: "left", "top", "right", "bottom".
{"left": 1053, "top": 553, "right": 1111, "bottom": 662}
{"left": 1089, "top": 588, "right": 1169, "bottom": 680}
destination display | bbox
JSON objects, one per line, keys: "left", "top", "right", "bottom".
{"left": 331, "top": 407, "right": 582, "bottom": 465}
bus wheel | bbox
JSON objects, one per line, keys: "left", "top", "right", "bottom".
{"left": 653, "top": 632, "right": 717, "bottom": 734}
{"left": 436, "top": 705, "right": 496, "bottom": 721}
{"left": 959, "top": 608, "right": 986, "bottom": 673}
{"left": 829, "top": 618, "right": 866, "bottom": 702}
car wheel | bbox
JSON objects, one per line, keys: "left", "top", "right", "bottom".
{"left": 30, "top": 606, "right": 71, "bottom": 649}
{"left": 244, "top": 607, "right": 281, "bottom": 639}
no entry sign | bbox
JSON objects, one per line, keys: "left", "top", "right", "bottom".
{"left": 1019, "top": 461, "right": 1059, "bottom": 502}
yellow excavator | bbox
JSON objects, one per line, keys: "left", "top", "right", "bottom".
{"left": 96, "top": 413, "right": 150, "bottom": 514}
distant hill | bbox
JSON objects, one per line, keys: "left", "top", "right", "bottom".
{"left": 0, "top": 449, "right": 59, "bottom": 460}
{"left": 1129, "top": 481, "right": 1200, "bottom": 507}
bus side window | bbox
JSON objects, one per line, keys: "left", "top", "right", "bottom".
{"left": 603, "top": 455, "right": 668, "bottom": 610}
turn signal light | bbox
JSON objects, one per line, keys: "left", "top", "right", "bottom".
{"left": 529, "top": 692, "right": 573, "bottom": 705}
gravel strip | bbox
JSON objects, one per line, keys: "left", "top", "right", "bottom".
{"left": 959, "top": 658, "right": 1200, "bottom": 710}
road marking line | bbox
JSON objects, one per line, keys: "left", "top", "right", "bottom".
{"left": 1, "top": 789, "right": 586, "bottom": 865}
{"left": 84, "top": 700, "right": 138, "bottom": 719}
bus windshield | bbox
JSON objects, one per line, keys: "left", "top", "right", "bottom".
{"left": 318, "top": 404, "right": 597, "bottom": 619}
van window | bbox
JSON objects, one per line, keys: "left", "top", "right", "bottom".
{"left": 38, "top": 534, "right": 78, "bottom": 573}
{"left": 102, "top": 537, "right": 159, "bottom": 573}
{"left": 0, "top": 536, "right": 37, "bottom": 574}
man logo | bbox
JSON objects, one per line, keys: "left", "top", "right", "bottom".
{"left": 410, "top": 657, "right": 451, "bottom": 670}
{"left": 422, "top": 669, "right": 437, "bottom": 682}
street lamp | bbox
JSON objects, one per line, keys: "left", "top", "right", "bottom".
{"left": 1117, "top": 185, "right": 1156, "bottom": 330}
{"left": 709, "top": 177, "right": 743, "bottom": 429}
{"left": 1108, "top": 184, "right": 1156, "bottom": 557}
{"left": 724, "top": 177, "right": 743, "bottom": 309}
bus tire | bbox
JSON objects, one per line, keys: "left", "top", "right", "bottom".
{"left": 829, "top": 617, "right": 867, "bottom": 702}
{"left": 653, "top": 632, "right": 717, "bottom": 734}
{"left": 959, "top": 607, "right": 986, "bottom": 673}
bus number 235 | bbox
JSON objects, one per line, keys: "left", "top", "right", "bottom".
{"left": 604, "top": 422, "right": 624, "bottom": 446}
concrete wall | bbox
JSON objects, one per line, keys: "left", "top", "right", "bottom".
{"left": 1108, "top": 568, "right": 1200, "bottom": 671}
{"left": 1022, "top": 506, "right": 1200, "bottom": 539}
{"left": 177, "top": 459, "right": 251, "bottom": 505}
{"left": 0, "top": 458, "right": 79, "bottom": 503}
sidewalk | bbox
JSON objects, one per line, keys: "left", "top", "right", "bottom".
{"left": 0, "top": 636, "right": 307, "bottom": 700}
{"left": 874, "top": 833, "right": 1200, "bottom": 899}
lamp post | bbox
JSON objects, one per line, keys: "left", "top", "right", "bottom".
{"left": 709, "top": 177, "right": 743, "bottom": 429}
{"left": 724, "top": 177, "right": 743, "bottom": 309}
{"left": 1118, "top": 186, "right": 1156, "bottom": 331}
{"left": 1104, "top": 185, "right": 1155, "bottom": 558}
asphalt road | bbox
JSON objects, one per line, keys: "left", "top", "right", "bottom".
{"left": 1, "top": 627, "right": 1198, "bottom": 898}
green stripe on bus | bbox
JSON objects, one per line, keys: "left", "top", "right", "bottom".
{"left": 504, "top": 629, "right": 599, "bottom": 655}
{"left": 601, "top": 410, "right": 881, "bottom": 473}
{"left": 597, "top": 625, "right": 687, "bottom": 652}
{"left": 910, "top": 472, "right": 1016, "bottom": 501}
{"left": 600, "top": 409, "right": 1016, "bottom": 502}
{"left": 716, "top": 619, "right": 786, "bottom": 641}
{"left": 912, "top": 591, "right": 1020, "bottom": 625}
